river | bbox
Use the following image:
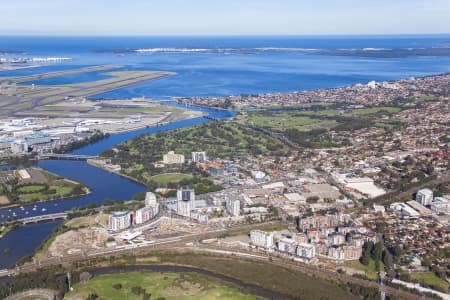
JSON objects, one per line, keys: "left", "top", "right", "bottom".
{"left": 0, "top": 103, "right": 234, "bottom": 269}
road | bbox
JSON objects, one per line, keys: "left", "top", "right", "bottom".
{"left": 4, "top": 288, "right": 56, "bottom": 300}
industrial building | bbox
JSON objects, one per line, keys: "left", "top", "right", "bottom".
{"left": 406, "top": 201, "right": 432, "bottom": 216}
{"left": 430, "top": 196, "right": 450, "bottom": 214}
{"left": 415, "top": 189, "right": 434, "bottom": 206}
{"left": 390, "top": 202, "right": 421, "bottom": 218}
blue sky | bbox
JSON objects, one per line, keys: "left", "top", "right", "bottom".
{"left": 1, "top": 0, "right": 449, "bottom": 35}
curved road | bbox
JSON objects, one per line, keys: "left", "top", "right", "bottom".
{"left": 4, "top": 288, "right": 56, "bottom": 300}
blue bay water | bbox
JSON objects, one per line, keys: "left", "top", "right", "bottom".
{"left": 1, "top": 35, "right": 450, "bottom": 99}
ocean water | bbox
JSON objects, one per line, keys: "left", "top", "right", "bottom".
{"left": 1, "top": 35, "right": 450, "bottom": 99}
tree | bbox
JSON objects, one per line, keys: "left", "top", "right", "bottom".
{"left": 371, "top": 242, "right": 383, "bottom": 261}
{"left": 79, "top": 272, "right": 91, "bottom": 284}
{"left": 382, "top": 250, "right": 395, "bottom": 278}
{"left": 360, "top": 251, "right": 370, "bottom": 266}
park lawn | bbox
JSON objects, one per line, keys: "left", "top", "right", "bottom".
{"left": 350, "top": 106, "right": 401, "bottom": 115}
{"left": 16, "top": 184, "right": 47, "bottom": 194}
{"left": 19, "top": 185, "right": 77, "bottom": 202}
{"left": 53, "top": 185, "right": 73, "bottom": 197}
{"left": 21, "top": 192, "right": 49, "bottom": 202}
{"left": 414, "top": 96, "right": 441, "bottom": 102}
{"left": 65, "top": 272, "right": 260, "bottom": 300}
{"left": 151, "top": 173, "right": 193, "bottom": 184}
{"left": 344, "top": 259, "right": 380, "bottom": 280}
{"left": 409, "top": 272, "right": 450, "bottom": 291}
{"left": 247, "top": 114, "right": 321, "bottom": 130}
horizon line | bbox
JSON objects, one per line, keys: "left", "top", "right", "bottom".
{"left": 1, "top": 33, "right": 450, "bottom": 38}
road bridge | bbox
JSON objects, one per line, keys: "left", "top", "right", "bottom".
{"left": 19, "top": 212, "right": 68, "bottom": 225}
{"left": 38, "top": 154, "right": 98, "bottom": 161}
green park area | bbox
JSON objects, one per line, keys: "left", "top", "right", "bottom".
{"left": 65, "top": 272, "right": 261, "bottom": 300}
{"left": 101, "top": 252, "right": 373, "bottom": 300}
{"left": 241, "top": 106, "right": 401, "bottom": 131}
{"left": 102, "top": 122, "right": 288, "bottom": 161}
{"left": 245, "top": 114, "right": 329, "bottom": 130}
{"left": 344, "top": 259, "right": 380, "bottom": 281}
{"left": 16, "top": 182, "right": 85, "bottom": 203}
{"left": 1, "top": 251, "right": 383, "bottom": 300}
{"left": 408, "top": 272, "right": 450, "bottom": 291}
{"left": 0, "top": 168, "right": 89, "bottom": 205}
{"left": 238, "top": 106, "right": 404, "bottom": 148}
{"left": 150, "top": 173, "right": 193, "bottom": 185}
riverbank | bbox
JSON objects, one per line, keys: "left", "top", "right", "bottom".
{"left": 86, "top": 158, "right": 143, "bottom": 185}
{"left": 0, "top": 167, "right": 91, "bottom": 211}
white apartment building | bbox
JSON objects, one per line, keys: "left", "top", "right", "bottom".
{"left": 109, "top": 211, "right": 132, "bottom": 232}
{"left": 145, "top": 192, "right": 157, "bottom": 206}
{"left": 226, "top": 197, "right": 240, "bottom": 217}
{"left": 416, "top": 189, "right": 433, "bottom": 206}
{"left": 328, "top": 246, "right": 346, "bottom": 261}
{"left": 135, "top": 206, "right": 153, "bottom": 225}
{"left": 145, "top": 192, "right": 160, "bottom": 216}
{"left": 191, "top": 151, "right": 207, "bottom": 163}
{"left": 278, "top": 238, "right": 297, "bottom": 255}
{"left": 250, "top": 230, "right": 274, "bottom": 249}
{"left": 163, "top": 151, "right": 185, "bottom": 164}
{"left": 328, "top": 233, "right": 346, "bottom": 246}
{"left": 296, "top": 243, "right": 316, "bottom": 260}
{"left": 177, "top": 189, "right": 195, "bottom": 217}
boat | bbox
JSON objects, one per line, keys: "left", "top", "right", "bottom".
{"left": 41, "top": 208, "right": 47, "bottom": 212}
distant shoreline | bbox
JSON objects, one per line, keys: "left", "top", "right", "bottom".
{"left": 177, "top": 71, "right": 450, "bottom": 109}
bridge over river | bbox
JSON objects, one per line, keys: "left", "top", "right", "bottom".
{"left": 19, "top": 212, "right": 68, "bottom": 225}
{"left": 38, "top": 154, "right": 98, "bottom": 161}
